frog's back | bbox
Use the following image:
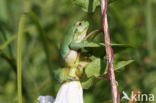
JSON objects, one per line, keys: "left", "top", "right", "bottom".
{"left": 59, "top": 26, "right": 75, "bottom": 64}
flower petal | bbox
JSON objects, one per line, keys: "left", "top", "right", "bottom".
{"left": 54, "top": 81, "right": 83, "bottom": 103}
{"left": 38, "top": 96, "right": 55, "bottom": 103}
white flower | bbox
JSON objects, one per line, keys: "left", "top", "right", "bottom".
{"left": 38, "top": 81, "right": 83, "bottom": 103}
{"left": 38, "top": 96, "right": 55, "bottom": 103}
{"left": 54, "top": 81, "right": 83, "bottom": 103}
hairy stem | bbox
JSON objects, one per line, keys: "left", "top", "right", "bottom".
{"left": 100, "top": 0, "right": 120, "bottom": 103}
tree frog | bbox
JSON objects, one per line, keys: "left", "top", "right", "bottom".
{"left": 55, "top": 21, "right": 89, "bottom": 83}
{"left": 59, "top": 21, "right": 89, "bottom": 67}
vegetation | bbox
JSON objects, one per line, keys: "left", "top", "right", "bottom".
{"left": 0, "top": 0, "right": 156, "bottom": 103}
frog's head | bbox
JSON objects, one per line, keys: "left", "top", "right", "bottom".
{"left": 73, "top": 21, "right": 89, "bottom": 42}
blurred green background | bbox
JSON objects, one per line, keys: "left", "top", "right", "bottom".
{"left": 0, "top": 0, "right": 156, "bottom": 103}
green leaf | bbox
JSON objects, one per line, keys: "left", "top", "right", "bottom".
{"left": 85, "top": 58, "right": 134, "bottom": 78}
{"left": 82, "top": 59, "right": 134, "bottom": 89}
{"left": 103, "top": 60, "right": 134, "bottom": 74}
{"left": 72, "top": 0, "right": 118, "bottom": 13}
{"left": 85, "top": 58, "right": 101, "bottom": 78}
{"left": 82, "top": 77, "right": 97, "bottom": 89}
{"left": 82, "top": 42, "right": 133, "bottom": 57}
{"left": 114, "top": 60, "right": 134, "bottom": 71}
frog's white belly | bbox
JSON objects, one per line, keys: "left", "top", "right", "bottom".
{"left": 65, "top": 50, "right": 77, "bottom": 67}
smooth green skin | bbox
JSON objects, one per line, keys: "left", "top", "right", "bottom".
{"left": 59, "top": 21, "right": 89, "bottom": 66}
{"left": 56, "top": 21, "right": 89, "bottom": 83}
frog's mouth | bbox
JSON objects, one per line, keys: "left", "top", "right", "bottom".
{"left": 77, "top": 27, "right": 88, "bottom": 42}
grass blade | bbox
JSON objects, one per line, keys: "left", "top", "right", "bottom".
{"left": 145, "top": 0, "right": 154, "bottom": 59}
{"left": 17, "top": 14, "right": 26, "bottom": 103}
{"left": 27, "top": 11, "right": 57, "bottom": 94}
{"left": 0, "top": 34, "right": 16, "bottom": 50}
{"left": 28, "top": 11, "right": 56, "bottom": 80}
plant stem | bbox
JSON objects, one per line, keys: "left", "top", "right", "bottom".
{"left": 100, "top": 0, "right": 120, "bottom": 103}
{"left": 145, "top": 0, "right": 154, "bottom": 59}
{"left": 17, "top": 14, "right": 26, "bottom": 103}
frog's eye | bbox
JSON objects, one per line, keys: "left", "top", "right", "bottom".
{"left": 77, "top": 22, "right": 82, "bottom": 26}
{"left": 79, "top": 22, "right": 81, "bottom": 26}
